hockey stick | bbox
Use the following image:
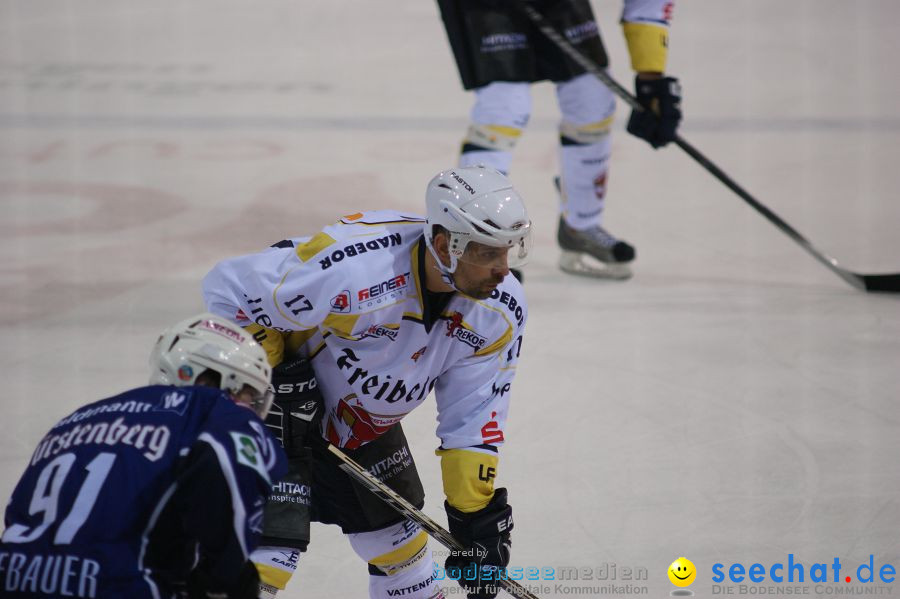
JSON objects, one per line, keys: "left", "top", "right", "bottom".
{"left": 326, "top": 443, "right": 543, "bottom": 599}
{"left": 516, "top": 2, "right": 900, "bottom": 293}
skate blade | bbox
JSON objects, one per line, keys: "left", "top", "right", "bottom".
{"left": 559, "top": 251, "right": 633, "bottom": 280}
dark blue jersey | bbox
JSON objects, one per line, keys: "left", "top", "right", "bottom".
{"left": 0, "top": 385, "right": 287, "bottom": 599}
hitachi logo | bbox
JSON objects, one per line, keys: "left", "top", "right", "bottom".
{"left": 368, "top": 447, "right": 411, "bottom": 476}
{"left": 272, "top": 481, "right": 311, "bottom": 497}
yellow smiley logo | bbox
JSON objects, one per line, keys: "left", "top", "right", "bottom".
{"left": 668, "top": 557, "right": 696, "bottom": 587}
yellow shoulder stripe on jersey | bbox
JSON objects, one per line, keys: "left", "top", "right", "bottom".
{"left": 255, "top": 563, "right": 292, "bottom": 590}
{"left": 308, "top": 339, "right": 328, "bottom": 360}
{"left": 348, "top": 220, "right": 424, "bottom": 226}
{"left": 323, "top": 312, "right": 360, "bottom": 337}
{"left": 295, "top": 232, "right": 337, "bottom": 262}
{"left": 469, "top": 298, "right": 516, "bottom": 357}
{"left": 474, "top": 325, "right": 512, "bottom": 358}
{"left": 243, "top": 323, "right": 286, "bottom": 366}
{"left": 436, "top": 448, "right": 498, "bottom": 513}
{"left": 341, "top": 216, "right": 426, "bottom": 226}
{"left": 409, "top": 240, "right": 425, "bottom": 316}
{"left": 622, "top": 22, "right": 669, "bottom": 73}
{"left": 284, "top": 328, "right": 317, "bottom": 356}
{"left": 369, "top": 531, "right": 428, "bottom": 569}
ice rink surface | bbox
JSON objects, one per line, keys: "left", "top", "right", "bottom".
{"left": 2, "top": 1, "right": 899, "bottom": 597}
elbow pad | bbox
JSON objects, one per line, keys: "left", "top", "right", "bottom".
{"left": 436, "top": 447, "right": 499, "bottom": 513}
{"left": 622, "top": 22, "right": 669, "bottom": 73}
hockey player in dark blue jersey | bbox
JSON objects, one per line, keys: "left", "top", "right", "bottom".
{"left": 0, "top": 313, "right": 288, "bottom": 599}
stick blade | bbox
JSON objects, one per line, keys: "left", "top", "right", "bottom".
{"left": 863, "top": 274, "right": 900, "bottom": 293}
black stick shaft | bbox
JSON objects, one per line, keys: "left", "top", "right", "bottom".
{"left": 517, "top": 1, "right": 900, "bottom": 293}
{"left": 672, "top": 136, "right": 865, "bottom": 290}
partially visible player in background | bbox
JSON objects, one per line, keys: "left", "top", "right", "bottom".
{"left": 0, "top": 313, "right": 286, "bottom": 599}
{"left": 437, "top": 0, "right": 682, "bottom": 279}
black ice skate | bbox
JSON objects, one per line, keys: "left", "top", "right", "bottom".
{"left": 555, "top": 177, "right": 635, "bottom": 279}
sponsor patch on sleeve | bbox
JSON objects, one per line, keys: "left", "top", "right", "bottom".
{"left": 230, "top": 431, "right": 271, "bottom": 483}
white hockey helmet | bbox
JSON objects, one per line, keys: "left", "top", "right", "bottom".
{"left": 424, "top": 165, "right": 532, "bottom": 275}
{"left": 149, "top": 313, "right": 274, "bottom": 419}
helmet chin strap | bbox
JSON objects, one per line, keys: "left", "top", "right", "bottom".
{"left": 424, "top": 234, "right": 461, "bottom": 292}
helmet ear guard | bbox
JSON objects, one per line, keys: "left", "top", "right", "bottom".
{"left": 424, "top": 166, "right": 532, "bottom": 278}
{"left": 149, "top": 313, "right": 274, "bottom": 419}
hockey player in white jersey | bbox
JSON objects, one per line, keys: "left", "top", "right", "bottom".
{"left": 437, "top": 0, "right": 682, "bottom": 279}
{"left": 202, "top": 166, "right": 532, "bottom": 599}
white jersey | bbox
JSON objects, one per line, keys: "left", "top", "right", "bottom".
{"left": 622, "top": 0, "right": 674, "bottom": 26}
{"left": 203, "top": 210, "right": 526, "bottom": 451}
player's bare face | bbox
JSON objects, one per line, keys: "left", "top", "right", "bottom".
{"left": 454, "top": 242, "right": 509, "bottom": 299}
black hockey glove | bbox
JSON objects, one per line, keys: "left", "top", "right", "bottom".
{"left": 445, "top": 488, "right": 513, "bottom": 599}
{"left": 265, "top": 355, "right": 322, "bottom": 457}
{"left": 626, "top": 75, "right": 682, "bottom": 148}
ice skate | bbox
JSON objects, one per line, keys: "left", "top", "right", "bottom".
{"left": 554, "top": 177, "right": 635, "bottom": 279}
{"left": 557, "top": 217, "right": 635, "bottom": 279}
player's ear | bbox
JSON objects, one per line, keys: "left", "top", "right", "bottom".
{"left": 432, "top": 227, "right": 451, "bottom": 264}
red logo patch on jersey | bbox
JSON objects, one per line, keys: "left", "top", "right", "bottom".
{"left": 358, "top": 272, "right": 410, "bottom": 302}
{"left": 446, "top": 312, "right": 464, "bottom": 338}
{"left": 444, "top": 312, "right": 487, "bottom": 349}
{"left": 360, "top": 324, "right": 398, "bottom": 342}
{"left": 410, "top": 346, "right": 427, "bottom": 362}
{"left": 481, "top": 411, "right": 505, "bottom": 444}
{"left": 663, "top": 2, "right": 674, "bottom": 22}
{"left": 330, "top": 394, "right": 405, "bottom": 449}
{"left": 330, "top": 291, "right": 351, "bottom": 313}
{"left": 236, "top": 309, "right": 249, "bottom": 322}
{"left": 593, "top": 172, "right": 608, "bottom": 200}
